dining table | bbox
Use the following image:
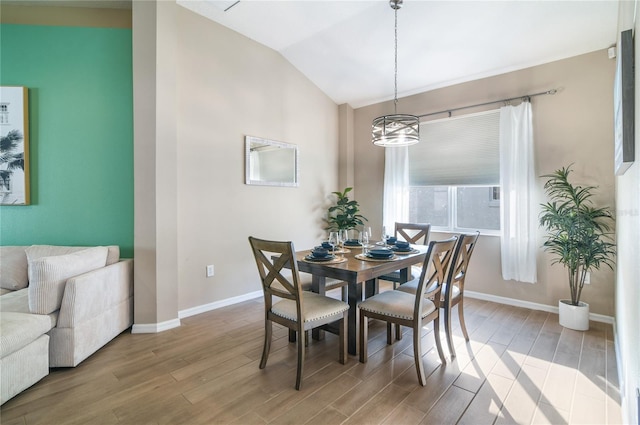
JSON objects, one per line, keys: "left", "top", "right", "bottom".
{"left": 294, "top": 243, "right": 429, "bottom": 355}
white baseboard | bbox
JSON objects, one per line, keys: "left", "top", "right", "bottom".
{"left": 178, "top": 290, "right": 263, "bottom": 319}
{"left": 465, "top": 290, "right": 614, "bottom": 324}
{"left": 131, "top": 318, "right": 181, "bottom": 334}
{"left": 130, "top": 291, "right": 263, "bottom": 333}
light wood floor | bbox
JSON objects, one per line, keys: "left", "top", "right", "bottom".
{"left": 1, "top": 285, "right": 622, "bottom": 425}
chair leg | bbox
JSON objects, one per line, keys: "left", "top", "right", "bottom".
{"left": 339, "top": 312, "right": 347, "bottom": 364}
{"left": 359, "top": 310, "right": 368, "bottom": 363}
{"left": 412, "top": 323, "right": 426, "bottom": 386}
{"left": 386, "top": 322, "right": 393, "bottom": 344}
{"left": 458, "top": 299, "right": 469, "bottom": 341}
{"left": 433, "top": 315, "right": 447, "bottom": 364}
{"left": 305, "top": 330, "right": 309, "bottom": 347}
{"left": 395, "top": 323, "right": 403, "bottom": 340}
{"left": 289, "top": 329, "right": 296, "bottom": 343}
{"left": 295, "top": 327, "right": 305, "bottom": 390}
{"left": 341, "top": 285, "right": 347, "bottom": 301}
{"left": 444, "top": 306, "right": 456, "bottom": 358}
{"left": 260, "top": 319, "right": 272, "bottom": 369}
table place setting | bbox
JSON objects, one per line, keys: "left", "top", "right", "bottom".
{"left": 303, "top": 247, "right": 347, "bottom": 264}
{"left": 355, "top": 247, "right": 399, "bottom": 262}
{"left": 343, "top": 239, "right": 362, "bottom": 247}
{"left": 318, "top": 241, "right": 350, "bottom": 254}
{"left": 389, "top": 240, "right": 420, "bottom": 255}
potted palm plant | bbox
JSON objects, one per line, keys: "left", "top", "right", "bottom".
{"left": 326, "top": 187, "right": 368, "bottom": 233}
{"left": 539, "top": 165, "right": 615, "bottom": 330}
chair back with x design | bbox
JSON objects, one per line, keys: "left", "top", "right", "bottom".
{"left": 395, "top": 222, "right": 431, "bottom": 245}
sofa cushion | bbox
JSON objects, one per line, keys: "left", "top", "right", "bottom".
{"left": 0, "top": 246, "right": 120, "bottom": 292}
{"left": 0, "top": 246, "right": 29, "bottom": 290}
{"left": 25, "top": 245, "right": 120, "bottom": 266}
{"left": 0, "top": 288, "right": 30, "bottom": 313}
{"left": 27, "top": 247, "right": 109, "bottom": 315}
{"left": 0, "top": 288, "right": 58, "bottom": 329}
{"left": 0, "top": 311, "right": 53, "bottom": 358}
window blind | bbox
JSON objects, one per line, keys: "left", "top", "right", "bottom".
{"left": 408, "top": 110, "right": 500, "bottom": 186}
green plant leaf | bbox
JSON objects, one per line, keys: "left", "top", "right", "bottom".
{"left": 539, "top": 164, "right": 616, "bottom": 305}
{"left": 325, "top": 187, "right": 368, "bottom": 232}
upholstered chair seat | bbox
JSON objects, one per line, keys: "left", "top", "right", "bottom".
{"left": 358, "top": 290, "right": 436, "bottom": 321}
{"left": 397, "top": 280, "right": 461, "bottom": 300}
{"left": 271, "top": 292, "right": 349, "bottom": 323}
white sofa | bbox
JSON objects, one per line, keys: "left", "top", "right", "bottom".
{"left": 0, "top": 245, "right": 133, "bottom": 404}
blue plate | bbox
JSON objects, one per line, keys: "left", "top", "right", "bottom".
{"left": 305, "top": 254, "right": 336, "bottom": 262}
{"left": 367, "top": 253, "right": 393, "bottom": 260}
{"left": 344, "top": 239, "right": 361, "bottom": 246}
{"left": 368, "top": 248, "right": 393, "bottom": 258}
{"left": 391, "top": 246, "right": 412, "bottom": 253}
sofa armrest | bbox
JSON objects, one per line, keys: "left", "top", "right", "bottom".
{"left": 56, "top": 259, "right": 133, "bottom": 328}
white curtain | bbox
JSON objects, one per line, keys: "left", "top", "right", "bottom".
{"left": 382, "top": 146, "right": 409, "bottom": 237}
{"left": 499, "top": 101, "right": 537, "bottom": 283}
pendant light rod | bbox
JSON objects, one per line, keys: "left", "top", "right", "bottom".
{"left": 393, "top": 0, "right": 399, "bottom": 114}
{"left": 371, "top": 0, "right": 420, "bottom": 147}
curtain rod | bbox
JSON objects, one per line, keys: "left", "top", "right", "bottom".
{"left": 417, "top": 88, "right": 558, "bottom": 119}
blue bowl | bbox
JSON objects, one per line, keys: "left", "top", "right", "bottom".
{"left": 311, "top": 248, "right": 329, "bottom": 258}
{"left": 395, "top": 241, "right": 410, "bottom": 249}
{"left": 321, "top": 242, "right": 334, "bottom": 249}
{"left": 386, "top": 237, "right": 397, "bottom": 244}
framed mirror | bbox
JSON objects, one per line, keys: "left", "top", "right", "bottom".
{"left": 245, "top": 136, "right": 299, "bottom": 187}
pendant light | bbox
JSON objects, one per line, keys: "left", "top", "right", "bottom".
{"left": 372, "top": 0, "right": 420, "bottom": 147}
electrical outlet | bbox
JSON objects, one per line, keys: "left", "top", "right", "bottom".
{"left": 206, "top": 265, "right": 215, "bottom": 277}
{"left": 584, "top": 272, "right": 591, "bottom": 284}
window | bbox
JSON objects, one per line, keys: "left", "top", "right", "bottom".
{"left": 407, "top": 110, "right": 501, "bottom": 234}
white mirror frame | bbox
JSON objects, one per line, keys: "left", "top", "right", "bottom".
{"left": 245, "top": 135, "right": 299, "bottom": 187}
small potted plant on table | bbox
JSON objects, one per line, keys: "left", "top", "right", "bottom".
{"left": 326, "top": 187, "right": 368, "bottom": 235}
{"left": 539, "top": 165, "right": 615, "bottom": 330}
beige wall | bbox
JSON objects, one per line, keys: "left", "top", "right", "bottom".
{"left": 0, "top": 4, "right": 131, "bottom": 27}
{"left": 174, "top": 7, "right": 339, "bottom": 311}
{"left": 614, "top": 1, "right": 639, "bottom": 423}
{"left": 353, "top": 50, "right": 617, "bottom": 316}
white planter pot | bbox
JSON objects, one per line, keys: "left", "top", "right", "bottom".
{"left": 558, "top": 300, "right": 589, "bottom": 331}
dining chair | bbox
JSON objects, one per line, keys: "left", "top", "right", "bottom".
{"left": 285, "top": 272, "right": 348, "bottom": 344}
{"left": 358, "top": 237, "right": 458, "bottom": 385}
{"left": 248, "top": 236, "right": 349, "bottom": 390}
{"left": 378, "top": 222, "right": 431, "bottom": 288}
{"left": 397, "top": 231, "right": 480, "bottom": 358}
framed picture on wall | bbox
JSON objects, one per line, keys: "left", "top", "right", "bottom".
{"left": 0, "top": 86, "right": 30, "bottom": 205}
{"left": 613, "top": 29, "right": 635, "bottom": 176}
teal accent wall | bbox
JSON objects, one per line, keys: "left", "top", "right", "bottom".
{"left": 0, "top": 24, "right": 134, "bottom": 257}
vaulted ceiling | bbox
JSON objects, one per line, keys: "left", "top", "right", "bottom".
{"left": 178, "top": 1, "right": 619, "bottom": 108}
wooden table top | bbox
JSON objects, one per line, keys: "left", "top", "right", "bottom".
{"left": 294, "top": 244, "right": 428, "bottom": 283}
